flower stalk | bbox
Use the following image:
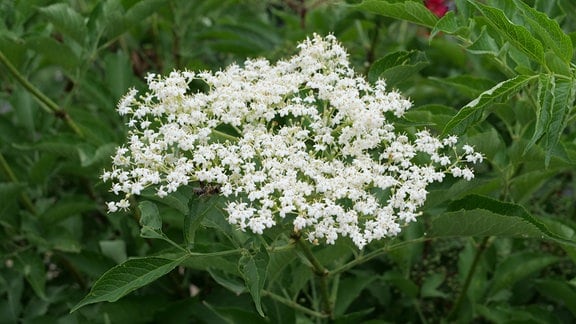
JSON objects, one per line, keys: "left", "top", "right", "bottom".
{"left": 293, "top": 233, "right": 333, "bottom": 318}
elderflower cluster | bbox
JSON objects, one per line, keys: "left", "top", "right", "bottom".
{"left": 102, "top": 34, "right": 482, "bottom": 249}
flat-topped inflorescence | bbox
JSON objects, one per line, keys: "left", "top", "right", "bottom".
{"left": 102, "top": 34, "right": 482, "bottom": 249}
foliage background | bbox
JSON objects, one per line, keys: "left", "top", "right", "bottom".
{"left": 1, "top": 0, "right": 576, "bottom": 323}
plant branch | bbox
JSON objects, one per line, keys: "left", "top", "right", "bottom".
{"left": 0, "top": 51, "right": 84, "bottom": 138}
{"left": 262, "top": 289, "right": 329, "bottom": 319}
{"left": 447, "top": 236, "right": 490, "bottom": 320}
{"left": 293, "top": 233, "right": 333, "bottom": 318}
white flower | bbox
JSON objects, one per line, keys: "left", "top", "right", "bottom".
{"left": 103, "top": 34, "right": 481, "bottom": 249}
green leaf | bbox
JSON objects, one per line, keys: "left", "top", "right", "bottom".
{"left": 141, "top": 187, "right": 191, "bottom": 215}
{"left": 38, "top": 3, "right": 88, "bottom": 45}
{"left": 99, "top": 240, "right": 127, "bottom": 264}
{"left": 512, "top": 0, "right": 573, "bottom": 63}
{"left": 0, "top": 183, "right": 24, "bottom": 227}
{"left": 335, "top": 271, "right": 377, "bottom": 316}
{"left": 208, "top": 268, "right": 247, "bottom": 295}
{"left": 138, "top": 201, "right": 162, "bottom": 234}
{"left": 12, "top": 89, "right": 35, "bottom": 134}
{"left": 238, "top": 247, "right": 269, "bottom": 317}
{"left": 442, "top": 75, "right": 536, "bottom": 135}
{"left": 403, "top": 104, "right": 457, "bottom": 131}
{"left": 40, "top": 196, "right": 96, "bottom": 224}
{"left": 185, "top": 195, "right": 219, "bottom": 248}
{"left": 356, "top": 0, "right": 438, "bottom": 28}
{"left": 431, "top": 11, "right": 468, "bottom": 38}
{"left": 70, "top": 254, "right": 189, "bottom": 312}
{"left": 431, "top": 209, "right": 543, "bottom": 238}
{"left": 430, "top": 75, "right": 495, "bottom": 99}
{"left": 470, "top": 1, "right": 545, "bottom": 64}
{"left": 467, "top": 26, "right": 500, "bottom": 56}
{"left": 77, "top": 143, "right": 117, "bottom": 167}
{"left": 526, "top": 75, "right": 576, "bottom": 166}
{"left": 368, "top": 50, "right": 429, "bottom": 86}
{"left": 26, "top": 36, "right": 80, "bottom": 71}
{"left": 15, "top": 251, "right": 46, "bottom": 300}
{"left": 382, "top": 271, "right": 419, "bottom": 298}
{"left": 535, "top": 279, "right": 576, "bottom": 317}
{"left": 431, "top": 195, "right": 576, "bottom": 247}
{"left": 104, "top": 51, "right": 133, "bottom": 101}
{"left": 421, "top": 273, "right": 448, "bottom": 298}
{"left": 488, "top": 252, "right": 560, "bottom": 297}
{"left": 124, "top": 0, "right": 165, "bottom": 27}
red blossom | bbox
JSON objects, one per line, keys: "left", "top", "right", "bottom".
{"left": 425, "top": 0, "right": 449, "bottom": 17}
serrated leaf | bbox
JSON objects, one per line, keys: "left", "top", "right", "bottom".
{"left": 443, "top": 75, "right": 536, "bottom": 135}
{"left": 38, "top": 3, "right": 87, "bottom": 45}
{"left": 71, "top": 254, "right": 189, "bottom": 312}
{"left": 470, "top": 1, "right": 545, "bottom": 64}
{"left": 356, "top": 0, "right": 438, "bottom": 28}
{"left": 488, "top": 252, "right": 560, "bottom": 297}
{"left": 368, "top": 50, "right": 428, "bottom": 85}
{"left": 431, "top": 209, "right": 543, "bottom": 238}
{"left": 526, "top": 75, "right": 576, "bottom": 166}
{"left": 431, "top": 195, "right": 576, "bottom": 247}
{"left": 431, "top": 11, "right": 467, "bottom": 38}
{"left": 512, "top": 0, "right": 573, "bottom": 63}
{"left": 238, "top": 247, "right": 269, "bottom": 317}
{"left": 466, "top": 27, "right": 500, "bottom": 56}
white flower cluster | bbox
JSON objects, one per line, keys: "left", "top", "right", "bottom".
{"left": 102, "top": 34, "right": 482, "bottom": 249}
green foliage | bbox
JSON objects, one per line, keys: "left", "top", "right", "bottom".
{"left": 1, "top": 0, "right": 575, "bottom": 323}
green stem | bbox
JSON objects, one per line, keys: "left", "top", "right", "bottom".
{"left": 0, "top": 51, "right": 84, "bottom": 138}
{"left": 0, "top": 152, "right": 36, "bottom": 214}
{"left": 262, "top": 290, "right": 329, "bottom": 319}
{"left": 293, "top": 234, "right": 333, "bottom": 318}
{"left": 447, "top": 236, "right": 490, "bottom": 320}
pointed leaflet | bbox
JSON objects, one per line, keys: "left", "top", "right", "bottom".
{"left": 512, "top": 0, "right": 573, "bottom": 63}
{"left": 469, "top": 1, "right": 545, "bottom": 65}
{"left": 356, "top": 0, "right": 438, "bottom": 28}
{"left": 442, "top": 75, "right": 535, "bottom": 135}
{"left": 466, "top": 27, "right": 500, "bottom": 56}
{"left": 526, "top": 74, "right": 576, "bottom": 166}
{"left": 138, "top": 201, "right": 162, "bottom": 239}
{"left": 38, "top": 3, "right": 88, "bottom": 45}
{"left": 431, "top": 11, "right": 469, "bottom": 39}
{"left": 238, "top": 247, "right": 269, "bottom": 317}
{"left": 368, "top": 50, "right": 429, "bottom": 86}
{"left": 71, "top": 254, "right": 189, "bottom": 312}
{"left": 431, "top": 195, "right": 576, "bottom": 247}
